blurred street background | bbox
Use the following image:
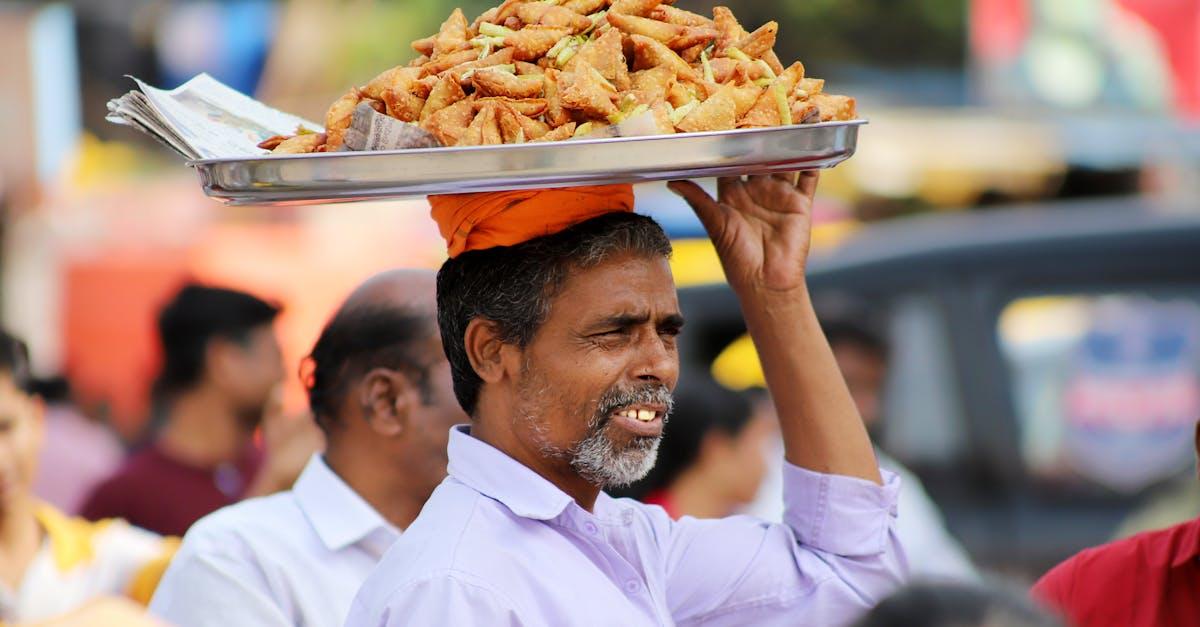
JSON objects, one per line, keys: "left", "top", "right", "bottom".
{"left": 2, "top": 0, "right": 1199, "bottom": 584}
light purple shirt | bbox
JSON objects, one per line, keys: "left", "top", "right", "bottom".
{"left": 347, "top": 426, "right": 906, "bottom": 626}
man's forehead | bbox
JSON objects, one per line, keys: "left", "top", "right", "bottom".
{"left": 554, "top": 255, "right": 680, "bottom": 321}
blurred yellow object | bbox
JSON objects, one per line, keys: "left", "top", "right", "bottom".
{"left": 711, "top": 333, "right": 763, "bottom": 390}
{"left": 670, "top": 219, "right": 860, "bottom": 288}
{"left": 67, "top": 134, "right": 143, "bottom": 189}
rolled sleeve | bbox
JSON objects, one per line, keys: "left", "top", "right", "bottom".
{"left": 782, "top": 464, "right": 901, "bottom": 557}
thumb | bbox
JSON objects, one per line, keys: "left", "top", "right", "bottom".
{"left": 667, "top": 180, "right": 726, "bottom": 239}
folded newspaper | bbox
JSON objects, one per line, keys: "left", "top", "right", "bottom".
{"left": 108, "top": 74, "right": 667, "bottom": 161}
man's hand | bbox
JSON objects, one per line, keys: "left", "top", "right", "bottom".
{"left": 668, "top": 172, "right": 819, "bottom": 294}
{"left": 248, "top": 388, "right": 325, "bottom": 497}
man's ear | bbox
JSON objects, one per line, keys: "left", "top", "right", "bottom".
{"left": 465, "top": 319, "right": 513, "bottom": 384}
{"left": 358, "top": 368, "right": 417, "bottom": 437}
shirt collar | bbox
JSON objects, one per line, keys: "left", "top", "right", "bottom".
{"left": 446, "top": 425, "right": 575, "bottom": 520}
{"left": 293, "top": 454, "right": 400, "bottom": 552}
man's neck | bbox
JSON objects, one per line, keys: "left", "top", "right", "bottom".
{"left": 157, "top": 387, "right": 251, "bottom": 468}
{"left": 0, "top": 496, "right": 43, "bottom": 589}
{"left": 472, "top": 418, "right": 602, "bottom": 512}
{"left": 324, "top": 444, "right": 428, "bottom": 530}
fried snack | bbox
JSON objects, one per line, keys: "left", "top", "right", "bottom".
{"left": 532, "top": 122, "right": 577, "bottom": 141}
{"left": 472, "top": 68, "right": 544, "bottom": 98}
{"left": 324, "top": 90, "right": 362, "bottom": 149}
{"left": 650, "top": 5, "right": 713, "bottom": 27}
{"left": 791, "top": 100, "right": 821, "bottom": 125}
{"left": 422, "top": 49, "right": 480, "bottom": 75}
{"left": 269, "top": 133, "right": 327, "bottom": 154}
{"left": 506, "top": 25, "right": 573, "bottom": 61}
{"left": 630, "top": 34, "right": 697, "bottom": 81}
{"left": 565, "top": 28, "right": 630, "bottom": 91}
{"left": 629, "top": 66, "right": 676, "bottom": 105}
{"left": 562, "top": 0, "right": 605, "bottom": 16}
{"left": 475, "top": 97, "right": 548, "bottom": 117}
{"left": 558, "top": 60, "right": 619, "bottom": 119}
{"left": 420, "top": 97, "right": 477, "bottom": 145}
{"left": 516, "top": 3, "right": 592, "bottom": 32}
{"left": 435, "top": 9, "right": 470, "bottom": 56}
{"left": 257, "top": 135, "right": 288, "bottom": 150}
{"left": 362, "top": 66, "right": 422, "bottom": 101}
{"left": 269, "top": 1, "right": 857, "bottom": 153}
{"left": 459, "top": 102, "right": 503, "bottom": 145}
{"left": 504, "top": 103, "right": 551, "bottom": 139}
{"left": 809, "top": 93, "right": 856, "bottom": 122}
{"left": 421, "top": 75, "right": 468, "bottom": 122}
{"left": 794, "top": 77, "right": 825, "bottom": 98}
{"left": 676, "top": 82, "right": 736, "bottom": 132}
{"left": 736, "top": 22, "right": 778, "bottom": 59}
{"left": 543, "top": 68, "right": 573, "bottom": 127}
{"left": 606, "top": 12, "right": 716, "bottom": 50}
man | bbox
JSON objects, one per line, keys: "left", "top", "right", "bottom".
{"left": 825, "top": 317, "right": 978, "bottom": 582}
{"left": 348, "top": 177, "right": 906, "bottom": 625}
{"left": 149, "top": 270, "right": 467, "bottom": 627}
{"left": 0, "top": 329, "right": 173, "bottom": 625}
{"left": 81, "top": 283, "right": 319, "bottom": 536}
{"left": 1031, "top": 420, "right": 1200, "bottom": 626}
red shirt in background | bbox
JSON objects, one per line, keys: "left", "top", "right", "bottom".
{"left": 1031, "top": 516, "right": 1200, "bottom": 627}
{"left": 80, "top": 444, "right": 263, "bottom": 536}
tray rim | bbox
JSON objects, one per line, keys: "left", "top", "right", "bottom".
{"left": 187, "top": 119, "right": 868, "bottom": 166}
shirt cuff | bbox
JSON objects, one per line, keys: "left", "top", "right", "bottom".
{"left": 782, "top": 463, "right": 901, "bottom": 557}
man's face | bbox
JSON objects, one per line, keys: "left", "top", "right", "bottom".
{"left": 0, "top": 374, "right": 42, "bottom": 517}
{"left": 511, "top": 252, "right": 682, "bottom": 488}
{"left": 218, "top": 325, "right": 285, "bottom": 428}
{"left": 831, "top": 341, "right": 887, "bottom": 428}
{"left": 407, "top": 334, "right": 469, "bottom": 490}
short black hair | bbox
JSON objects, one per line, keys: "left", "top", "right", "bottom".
{"left": 853, "top": 582, "right": 1061, "bottom": 627}
{"left": 617, "top": 376, "right": 753, "bottom": 500}
{"left": 0, "top": 329, "right": 34, "bottom": 394}
{"left": 154, "top": 283, "right": 280, "bottom": 401}
{"left": 436, "top": 212, "right": 672, "bottom": 415}
{"left": 304, "top": 304, "right": 437, "bottom": 433}
{"left": 823, "top": 318, "right": 889, "bottom": 362}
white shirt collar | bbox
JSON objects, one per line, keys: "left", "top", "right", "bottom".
{"left": 293, "top": 455, "right": 400, "bottom": 553}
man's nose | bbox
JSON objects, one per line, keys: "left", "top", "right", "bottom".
{"left": 631, "top": 331, "right": 678, "bottom": 386}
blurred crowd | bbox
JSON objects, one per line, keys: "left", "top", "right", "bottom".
{"left": 2, "top": 266, "right": 1196, "bottom": 626}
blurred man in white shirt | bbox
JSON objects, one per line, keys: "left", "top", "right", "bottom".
{"left": 150, "top": 270, "right": 466, "bottom": 627}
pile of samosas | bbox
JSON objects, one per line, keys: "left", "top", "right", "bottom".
{"left": 260, "top": 0, "right": 856, "bottom": 154}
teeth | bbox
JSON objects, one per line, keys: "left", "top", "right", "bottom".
{"left": 637, "top": 410, "right": 654, "bottom": 422}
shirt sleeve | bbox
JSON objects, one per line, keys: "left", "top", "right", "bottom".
{"left": 149, "top": 540, "right": 293, "bottom": 627}
{"left": 664, "top": 463, "right": 906, "bottom": 626}
{"left": 1030, "top": 555, "right": 1077, "bottom": 616}
{"left": 345, "top": 572, "right": 523, "bottom": 627}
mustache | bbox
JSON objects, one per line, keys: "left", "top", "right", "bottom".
{"left": 592, "top": 384, "right": 674, "bottom": 430}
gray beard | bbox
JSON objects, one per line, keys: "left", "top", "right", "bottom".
{"left": 570, "top": 426, "right": 661, "bottom": 489}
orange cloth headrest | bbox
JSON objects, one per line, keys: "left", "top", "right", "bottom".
{"left": 429, "top": 185, "right": 635, "bottom": 258}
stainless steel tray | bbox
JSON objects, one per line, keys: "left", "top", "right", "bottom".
{"left": 190, "top": 120, "right": 864, "bottom": 205}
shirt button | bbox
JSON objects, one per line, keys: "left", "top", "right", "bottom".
{"left": 584, "top": 521, "right": 599, "bottom": 535}
{"left": 624, "top": 580, "right": 641, "bottom": 594}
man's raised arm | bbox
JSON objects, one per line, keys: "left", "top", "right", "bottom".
{"left": 669, "top": 173, "right": 881, "bottom": 484}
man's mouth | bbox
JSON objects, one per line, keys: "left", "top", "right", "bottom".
{"left": 609, "top": 405, "right": 666, "bottom": 438}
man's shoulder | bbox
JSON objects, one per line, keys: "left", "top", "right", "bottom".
{"left": 180, "top": 491, "right": 305, "bottom": 552}
{"left": 1035, "top": 517, "right": 1199, "bottom": 604}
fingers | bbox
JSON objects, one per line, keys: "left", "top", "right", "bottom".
{"left": 716, "top": 176, "right": 754, "bottom": 208}
{"left": 667, "top": 180, "right": 727, "bottom": 236}
{"left": 797, "top": 170, "right": 820, "bottom": 199}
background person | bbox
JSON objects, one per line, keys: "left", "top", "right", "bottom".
{"left": 855, "top": 582, "right": 1061, "bottom": 627}
{"left": 81, "top": 283, "right": 321, "bottom": 536}
{"left": 0, "top": 329, "right": 174, "bottom": 625}
{"left": 150, "top": 270, "right": 467, "bottom": 627}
